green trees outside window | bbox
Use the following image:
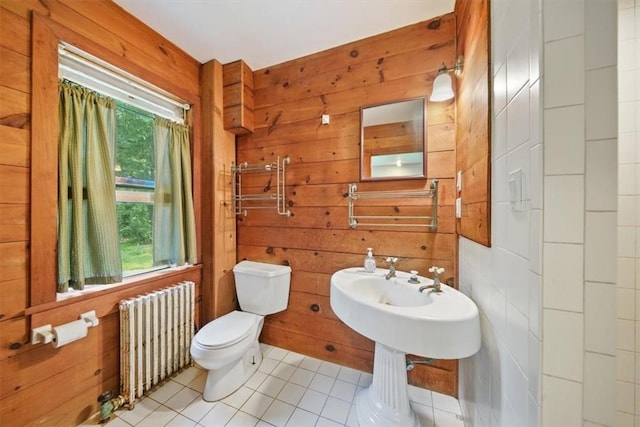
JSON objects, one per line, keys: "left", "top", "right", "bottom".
{"left": 115, "top": 101, "right": 155, "bottom": 273}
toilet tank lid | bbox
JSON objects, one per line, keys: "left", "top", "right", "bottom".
{"left": 233, "top": 260, "right": 291, "bottom": 277}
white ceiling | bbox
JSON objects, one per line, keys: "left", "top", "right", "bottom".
{"left": 113, "top": 0, "right": 455, "bottom": 70}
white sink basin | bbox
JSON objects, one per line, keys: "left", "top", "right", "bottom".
{"left": 330, "top": 267, "right": 480, "bottom": 360}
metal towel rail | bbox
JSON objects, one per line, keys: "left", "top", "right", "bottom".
{"left": 347, "top": 180, "right": 438, "bottom": 229}
{"left": 232, "top": 156, "right": 291, "bottom": 217}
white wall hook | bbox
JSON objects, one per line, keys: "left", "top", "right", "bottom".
{"left": 31, "top": 324, "right": 54, "bottom": 345}
{"left": 80, "top": 310, "right": 100, "bottom": 327}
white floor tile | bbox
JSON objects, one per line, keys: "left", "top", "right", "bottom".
{"left": 285, "top": 408, "right": 319, "bottom": 426}
{"left": 199, "top": 402, "right": 237, "bottom": 426}
{"left": 316, "top": 417, "right": 344, "bottom": 427}
{"left": 102, "top": 344, "right": 463, "bottom": 427}
{"left": 432, "top": 391, "right": 462, "bottom": 415}
{"left": 329, "top": 379, "right": 357, "bottom": 403}
{"left": 258, "top": 358, "right": 280, "bottom": 375}
{"left": 337, "top": 367, "right": 361, "bottom": 385}
{"left": 187, "top": 371, "right": 207, "bottom": 393}
{"left": 241, "top": 392, "right": 275, "bottom": 418}
{"left": 276, "top": 383, "right": 306, "bottom": 406}
{"left": 174, "top": 367, "right": 206, "bottom": 386}
{"left": 320, "top": 397, "right": 351, "bottom": 424}
{"left": 408, "top": 384, "right": 433, "bottom": 407}
{"left": 222, "top": 386, "right": 255, "bottom": 409}
{"left": 309, "top": 373, "right": 335, "bottom": 394}
{"left": 165, "top": 386, "right": 201, "bottom": 412}
{"left": 413, "top": 402, "right": 436, "bottom": 427}
{"left": 317, "top": 361, "right": 341, "bottom": 378}
{"left": 137, "top": 405, "right": 180, "bottom": 427}
{"left": 297, "top": 389, "right": 328, "bottom": 415}
{"left": 116, "top": 397, "right": 161, "bottom": 425}
{"left": 267, "top": 347, "right": 289, "bottom": 361}
{"left": 260, "top": 343, "right": 274, "bottom": 355}
{"left": 281, "top": 351, "right": 305, "bottom": 366}
{"left": 261, "top": 400, "right": 295, "bottom": 427}
{"left": 345, "top": 404, "right": 359, "bottom": 427}
{"left": 225, "top": 410, "right": 259, "bottom": 427}
{"left": 245, "top": 371, "right": 268, "bottom": 390}
{"left": 165, "top": 413, "right": 198, "bottom": 427}
{"left": 149, "top": 381, "right": 184, "bottom": 404}
{"left": 299, "top": 356, "right": 323, "bottom": 372}
{"left": 288, "top": 367, "right": 315, "bottom": 388}
{"left": 358, "top": 372, "right": 373, "bottom": 388}
{"left": 270, "top": 362, "right": 296, "bottom": 381}
{"left": 433, "top": 408, "right": 465, "bottom": 427}
{"left": 257, "top": 376, "right": 287, "bottom": 398}
{"left": 180, "top": 397, "right": 217, "bottom": 423}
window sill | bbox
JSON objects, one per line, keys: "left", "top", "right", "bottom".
{"left": 26, "top": 263, "right": 202, "bottom": 316}
{"left": 56, "top": 265, "right": 190, "bottom": 302}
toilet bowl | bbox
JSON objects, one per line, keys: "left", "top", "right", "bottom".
{"left": 190, "top": 260, "right": 291, "bottom": 401}
{"left": 190, "top": 311, "right": 264, "bottom": 401}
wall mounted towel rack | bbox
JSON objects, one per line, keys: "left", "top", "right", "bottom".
{"left": 232, "top": 156, "right": 291, "bottom": 217}
{"left": 347, "top": 179, "right": 438, "bottom": 229}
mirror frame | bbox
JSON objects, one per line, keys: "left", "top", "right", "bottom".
{"left": 359, "top": 97, "right": 427, "bottom": 181}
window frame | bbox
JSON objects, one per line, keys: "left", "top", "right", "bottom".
{"left": 30, "top": 13, "right": 201, "bottom": 307}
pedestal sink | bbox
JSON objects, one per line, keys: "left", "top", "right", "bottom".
{"left": 330, "top": 267, "right": 480, "bottom": 427}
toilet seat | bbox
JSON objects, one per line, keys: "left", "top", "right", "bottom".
{"left": 194, "top": 311, "right": 258, "bottom": 350}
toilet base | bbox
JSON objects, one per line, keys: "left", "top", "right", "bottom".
{"left": 202, "top": 340, "right": 262, "bottom": 401}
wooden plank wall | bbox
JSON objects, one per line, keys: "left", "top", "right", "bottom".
{"left": 455, "top": 0, "right": 491, "bottom": 246}
{"left": 0, "top": 1, "right": 204, "bottom": 425}
{"left": 201, "top": 59, "right": 239, "bottom": 322}
{"left": 237, "top": 14, "right": 460, "bottom": 395}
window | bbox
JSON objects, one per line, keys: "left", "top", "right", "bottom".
{"left": 114, "top": 101, "right": 156, "bottom": 275}
{"left": 56, "top": 44, "right": 196, "bottom": 292}
{"left": 30, "top": 15, "right": 201, "bottom": 306}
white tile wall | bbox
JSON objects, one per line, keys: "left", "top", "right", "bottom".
{"left": 542, "top": 243, "right": 584, "bottom": 311}
{"left": 543, "top": 175, "right": 585, "bottom": 243}
{"left": 587, "top": 139, "right": 618, "bottom": 211}
{"left": 541, "top": 375, "right": 583, "bottom": 426}
{"left": 459, "top": 0, "right": 619, "bottom": 426}
{"left": 617, "top": 0, "right": 639, "bottom": 424}
{"left": 544, "top": 36, "right": 585, "bottom": 107}
{"left": 543, "top": 105, "right": 585, "bottom": 175}
{"left": 584, "top": 352, "right": 616, "bottom": 426}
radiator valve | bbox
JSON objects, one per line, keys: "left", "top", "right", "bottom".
{"left": 98, "top": 391, "right": 125, "bottom": 424}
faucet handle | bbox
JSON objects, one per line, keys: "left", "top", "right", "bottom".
{"left": 408, "top": 270, "right": 420, "bottom": 284}
{"left": 385, "top": 257, "right": 398, "bottom": 264}
{"left": 429, "top": 266, "right": 444, "bottom": 283}
{"left": 429, "top": 266, "right": 444, "bottom": 274}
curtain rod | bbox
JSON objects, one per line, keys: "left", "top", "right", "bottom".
{"left": 58, "top": 44, "right": 190, "bottom": 111}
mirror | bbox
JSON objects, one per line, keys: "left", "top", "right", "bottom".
{"left": 360, "top": 98, "right": 426, "bottom": 181}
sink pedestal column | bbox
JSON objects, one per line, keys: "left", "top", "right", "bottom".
{"left": 355, "top": 342, "right": 419, "bottom": 427}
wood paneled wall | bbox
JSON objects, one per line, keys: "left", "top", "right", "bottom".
{"left": 0, "top": 1, "right": 204, "bottom": 425}
{"left": 237, "top": 14, "right": 459, "bottom": 395}
{"left": 455, "top": 0, "right": 491, "bottom": 246}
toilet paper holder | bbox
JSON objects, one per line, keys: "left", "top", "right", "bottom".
{"left": 31, "top": 310, "right": 100, "bottom": 345}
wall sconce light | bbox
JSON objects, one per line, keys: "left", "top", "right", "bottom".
{"left": 429, "top": 55, "right": 464, "bottom": 102}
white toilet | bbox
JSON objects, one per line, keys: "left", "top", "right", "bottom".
{"left": 190, "top": 260, "right": 291, "bottom": 401}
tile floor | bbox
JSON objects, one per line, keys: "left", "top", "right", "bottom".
{"left": 82, "top": 344, "right": 465, "bottom": 427}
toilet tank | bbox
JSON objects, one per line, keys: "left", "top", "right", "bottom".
{"left": 233, "top": 260, "right": 291, "bottom": 315}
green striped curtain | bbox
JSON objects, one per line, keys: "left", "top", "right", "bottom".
{"left": 152, "top": 117, "right": 197, "bottom": 266}
{"left": 58, "top": 80, "right": 122, "bottom": 292}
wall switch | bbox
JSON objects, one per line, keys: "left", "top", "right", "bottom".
{"left": 455, "top": 197, "right": 462, "bottom": 218}
{"left": 508, "top": 169, "right": 523, "bottom": 212}
{"left": 456, "top": 170, "right": 462, "bottom": 192}
{"left": 321, "top": 114, "right": 330, "bottom": 125}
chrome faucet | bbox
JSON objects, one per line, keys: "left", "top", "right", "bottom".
{"left": 384, "top": 257, "right": 398, "bottom": 280}
{"left": 419, "top": 266, "right": 444, "bottom": 293}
